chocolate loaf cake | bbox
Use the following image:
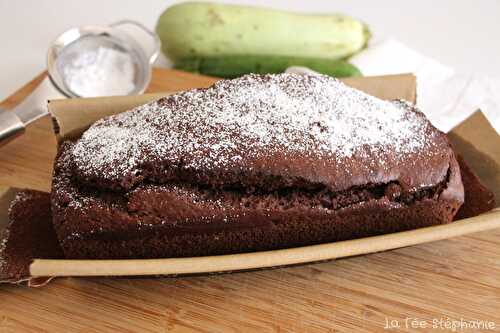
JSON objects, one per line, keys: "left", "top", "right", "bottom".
{"left": 51, "top": 74, "right": 464, "bottom": 259}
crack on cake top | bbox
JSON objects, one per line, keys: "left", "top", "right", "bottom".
{"left": 70, "top": 73, "right": 439, "bottom": 189}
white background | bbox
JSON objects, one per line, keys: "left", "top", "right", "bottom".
{"left": 1, "top": 0, "right": 499, "bottom": 101}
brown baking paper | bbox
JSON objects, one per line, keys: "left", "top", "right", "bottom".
{"left": 1, "top": 73, "right": 499, "bottom": 284}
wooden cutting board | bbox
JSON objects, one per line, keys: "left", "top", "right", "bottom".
{"left": 0, "top": 69, "right": 499, "bottom": 333}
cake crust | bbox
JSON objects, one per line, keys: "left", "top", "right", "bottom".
{"left": 68, "top": 74, "right": 453, "bottom": 193}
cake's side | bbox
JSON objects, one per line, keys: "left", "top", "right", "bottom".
{"left": 51, "top": 142, "right": 463, "bottom": 259}
{"left": 55, "top": 199, "right": 461, "bottom": 259}
{"left": 50, "top": 73, "right": 465, "bottom": 259}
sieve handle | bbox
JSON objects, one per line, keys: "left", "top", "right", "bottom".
{"left": 110, "top": 20, "right": 161, "bottom": 65}
{"left": 0, "top": 110, "right": 25, "bottom": 147}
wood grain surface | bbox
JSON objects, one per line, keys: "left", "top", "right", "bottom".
{"left": 0, "top": 69, "right": 499, "bottom": 333}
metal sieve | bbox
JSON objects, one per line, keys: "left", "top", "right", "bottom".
{"left": 47, "top": 20, "right": 160, "bottom": 98}
{"left": 0, "top": 20, "right": 160, "bottom": 146}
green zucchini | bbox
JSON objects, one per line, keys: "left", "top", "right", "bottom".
{"left": 174, "top": 55, "right": 362, "bottom": 78}
{"left": 156, "top": 2, "right": 371, "bottom": 61}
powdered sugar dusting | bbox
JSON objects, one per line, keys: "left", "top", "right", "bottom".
{"left": 71, "top": 74, "right": 435, "bottom": 184}
{"left": 0, "top": 228, "right": 8, "bottom": 273}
